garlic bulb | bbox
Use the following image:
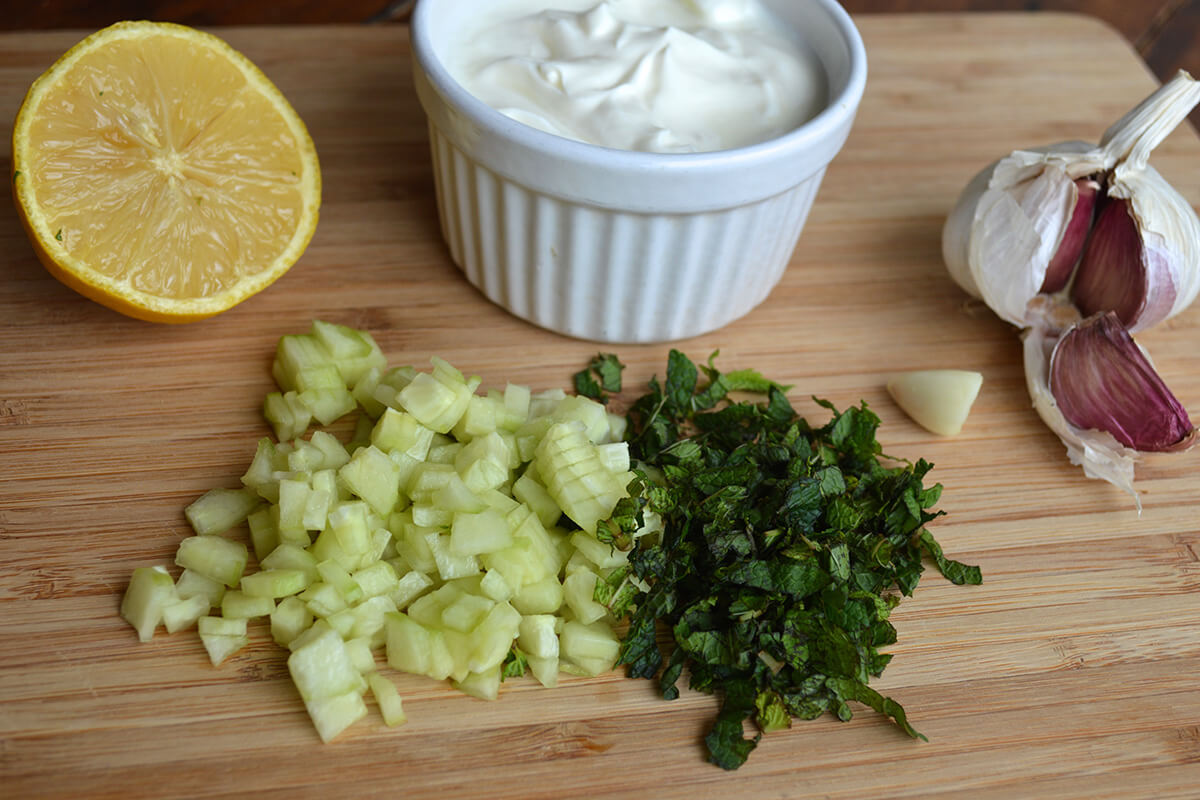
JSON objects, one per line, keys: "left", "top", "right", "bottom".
{"left": 943, "top": 71, "right": 1200, "bottom": 332}
{"left": 942, "top": 71, "right": 1200, "bottom": 504}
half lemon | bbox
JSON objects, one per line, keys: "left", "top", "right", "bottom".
{"left": 12, "top": 21, "right": 321, "bottom": 322}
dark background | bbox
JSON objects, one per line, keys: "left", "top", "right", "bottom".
{"left": 4, "top": 0, "right": 1197, "bottom": 82}
{"left": 6, "top": 1, "right": 1199, "bottom": 128}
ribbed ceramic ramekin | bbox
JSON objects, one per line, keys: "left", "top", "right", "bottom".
{"left": 410, "top": 0, "right": 868, "bottom": 344}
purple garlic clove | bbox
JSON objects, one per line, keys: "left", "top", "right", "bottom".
{"left": 1041, "top": 177, "right": 1100, "bottom": 294}
{"left": 1049, "top": 311, "right": 1196, "bottom": 452}
{"left": 1070, "top": 197, "right": 1146, "bottom": 326}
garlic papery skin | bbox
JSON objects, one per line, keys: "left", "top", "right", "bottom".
{"left": 942, "top": 71, "right": 1200, "bottom": 332}
{"left": 942, "top": 141, "right": 1094, "bottom": 327}
{"left": 1049, "top": 312, "right": 1196, "bottom": 453}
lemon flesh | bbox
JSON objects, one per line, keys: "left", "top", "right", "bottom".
{"left": 12, "top": 21, "right": 321, "bottom": 322}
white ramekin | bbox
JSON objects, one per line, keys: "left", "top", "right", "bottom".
{"left": 410, "top": 0, "right": 868, "bottom": 344}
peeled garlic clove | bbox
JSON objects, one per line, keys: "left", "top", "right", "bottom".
{"left": 1041, "top": 177, "right": 1099, "bottom": 293}
{"left": 887, "top": 369, "right": 983, "bottom": 436}
{"left": 1049, "top": 312, "right": 1196, "bottom": 452}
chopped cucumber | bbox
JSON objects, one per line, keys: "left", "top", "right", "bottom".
{"left": 120, "top": 566, "right": 176, "bottom": 642}
{"left": 125, "top": 322, "right": 639, "bottom": 742}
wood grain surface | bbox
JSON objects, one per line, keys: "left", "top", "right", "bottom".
{"left": 3, "top": 13, "right": 1200, "bottom": 799}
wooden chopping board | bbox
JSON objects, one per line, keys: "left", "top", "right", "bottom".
{"left": 3, "top": 13, "right": 1200, "bottom": 799}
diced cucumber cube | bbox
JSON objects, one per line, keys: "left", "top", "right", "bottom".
{"left": 161, "top": 593, "right": 209, "bottom": 634}
{"left": 348, "top": 595, "right": 398, "bottom": 641}
{"left": 175, "top": 568, "right": 225, "bottom": 608}
{"left": 430, "top": 472, "right": 488, "bottom": 514}
{"left": 274, "top": 333, "right": 333, "bottom": 393}
{"left": 449, "top": 509, "right": 513, "bottom": 557}
{"left": 370, "top": 407, "right": 435, "bottom": 459}
{"left": 200, "top": 632, "right": 249, "bottom": 666}
{"left": 121, "top": 566, "right": 177, "bottom": 642}
{"left": 426, "top": 438, "right": 462, "bottom": 465}
{"left": 398, "top": 371, "right": 463, "bottom": 434}
{"left": 552, "top": 395, "right": 610, "bottom": 444}
{"left": 367, "top": 673, "right": 408, "bottom": 727}
{"left": 468, "top": 602, "right": 522, "bottom": 674}
{"left": 450, "top": 394, "right": 503, "bottom": 440}
{"left": 260, "top": 543, "right": 319, "bottom": 581}
{"left": 308, "top": 431, "right": 351, "bottom": 470}
{"left": 406, "top": 583, "right": 461, "bottom": 628}
{"left": 294, "top": 363, "right": 343, "bottom": 394}
{"left": 527, "top": 654, "right": 559, "bottom": 688}
{"left": 479, "top": 569, "right": 513, "bottom": 603}
{"left": 198, "top": 615, "right": 249, "bottom": 666}
{"left": 385, "top": 612, "right": 455, "bottom": 681}
{"left": 480, "top": 536, "right": 549, "bottom": 592}
{"left": 390, "top": 570, "right": 434, "bottom": 610}
{"left": 300, "top": 581, "right": 349, "bottom": 618}
{"left": 425, "top": 531, "right": 481, "bottom": 581}
{"left": 246, "top": 507, "right": 280, "bottom": 561}
{"left": 455, "top": 432, "right": 511, "bottom": 493}
{"left": 406, "top": 462, "right": 456, "bottom": 504}
{"left": 221, "top": 589, "right": 275, "bottom": 619}
{"left": 242, "top": 438, "right": 286, "bottom": 499}
{"left": 511, "top": 471, "right": 562, "bottom": 529}
{"left": 440, "top": 592, "right": 495, "bottom": 633}
{"left": 595, "top": 442, "right": 631, "bottom": 474}
{"left": 478, "top": 488, "right": 521, "bottom": 516}
{"left": 264, "top": 390, "right": 313, "bottom": 442}
{"left": 175, "top": 535, "right": 248, "bottom": 587}
{"left": 309, "top": 319, "right": 388, "bottom": 385}
{"left": 309, "top": 527, "right": 362, "bottom": 573}
{"left": 345, "top": 636, "right": 378, "bottom": 674}
{"left": 241, "top": 568, "right": 311, "bottom": 599}
{"left": 287, "top": 624, "right": 366, "bottom": 703}
{"left": 559, "top": 620, "right": 620, "bottom": 676}
{"left": 410, "top": 503, "right": 454, "bottom": 528}
{"left": 503, "top": 383, "right": 531, "bottom": 428}
{"left": 305, "top": 690, "right": 368, "bottom": 744}
{"left": 453, "top": 665, "right": 501, "bottom": 701}
{"left": 185, "top": 487, "right": 261, "bottom": 536}
{"left": 562, "top": 568, "right": 607, "bottom": 625}
{"left": 510, "top": 575, "right": 564, "bottom": 615}
{"left": 339, "top": 445, "right": 401, "bottom": 517}
{"left": 528, "top": 388, "right": 567, "bottom": 418}
{"left": 351, "top": 560, "right": 400, "bottom": 598}
{"left": 606, "top": 412, "right": 628, "bottom": 443}
{"left": 518, "top": 614, "right": 560, "bottom": 659}
{"left": 272, "top": 596, "right": 314, "bottom": 646}
{"left": 316, "top": 560, "right": 364, "bottom": 605}
{"left": 277, "top": 478, "right": 311, "bottom": 534}
{"left": 570, "top": 531, "right": 630, "bottom": 571}
{"left": 351, "top": 366, "right": 387, "bottom": 419}
{"left": 328, "top": 501, "right": 372, "bottom": 559}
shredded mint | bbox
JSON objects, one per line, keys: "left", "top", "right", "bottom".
{"left": 576, "top": 350, "right": 982, "bottom": 770}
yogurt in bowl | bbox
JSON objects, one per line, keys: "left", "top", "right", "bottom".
{"left": 446, "top": 0, "right": 828, "bottom": 154}
{"left": 411, "top": 0, "right": 867, "bottom": 343}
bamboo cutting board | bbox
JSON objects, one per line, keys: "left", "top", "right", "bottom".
{"left": 3, "top": 13, "right": 1200, "bottom": 799}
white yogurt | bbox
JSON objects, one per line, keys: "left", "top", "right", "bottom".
{"left": 445, "top": 0, "right": 827, "bottom": 153}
